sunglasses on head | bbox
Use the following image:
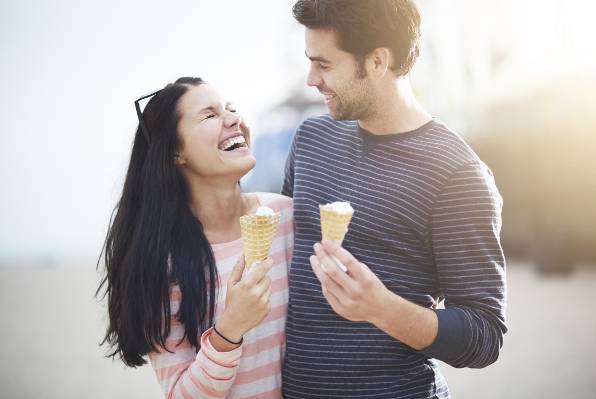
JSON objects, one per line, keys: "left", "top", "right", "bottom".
{"left": 134, "top": 89, "right": 162, "bottom": 144}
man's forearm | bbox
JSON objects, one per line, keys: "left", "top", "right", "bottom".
{"left": 369, "top": 289, "right": 438, "bottom": 350}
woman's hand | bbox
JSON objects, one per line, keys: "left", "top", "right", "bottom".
{"left": 213, "top": 256, "right": 273, "bottom": 347}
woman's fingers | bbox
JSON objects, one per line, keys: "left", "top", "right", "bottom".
{"left": 243, "top": 257, "right": 273, "bottom": 286}
{"left": 254, "top": 274, "right": 272, "bottom": 295}
{"left": 224, "top": 256, "right": 273, "bottom": 332}
{"left": 228, "top": 256, "right": 246, "bottom": 286}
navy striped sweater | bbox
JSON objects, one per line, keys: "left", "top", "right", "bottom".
{"left": 281, "top": 115, "right": 507, "bottom": 399}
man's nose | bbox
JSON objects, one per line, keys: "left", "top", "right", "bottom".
{"left": 306, "top": 64, "right": 322, "bottom": 87}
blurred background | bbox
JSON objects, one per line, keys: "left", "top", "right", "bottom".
{"left": 1, "top": 0, "right": 595, "bottom": 398}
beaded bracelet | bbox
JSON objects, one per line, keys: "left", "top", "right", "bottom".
{"left": 213, "top": 324, "right": 243, "bottom": 345}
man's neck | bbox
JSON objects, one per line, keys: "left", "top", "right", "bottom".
{"left": 359, "top": 77, "right": 431, "bottom": 135}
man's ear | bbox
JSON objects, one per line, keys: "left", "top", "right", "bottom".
{"left": 367, "top": 47, "right": 392, "bottom": 78}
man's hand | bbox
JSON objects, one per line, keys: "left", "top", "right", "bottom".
{"left": 310, "top": 240, "right": 439, "bottom": 350}
{"left": 310, "top": 240, "right": 389, "bottom": 323}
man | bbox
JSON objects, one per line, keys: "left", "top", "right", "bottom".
{"left": 281, "top": 1, "right": 507, "bottom": 398}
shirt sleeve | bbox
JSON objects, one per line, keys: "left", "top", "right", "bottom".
{"left": 149, "top": 290, "right": 242, "bottom": 398}
{"left": 281, "top": 128, "right": 299, "bottom": 198}
{"left": 421, "top": 162, "right": 507, "bottom": 368}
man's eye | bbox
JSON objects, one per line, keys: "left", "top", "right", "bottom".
{"left": 229, "top": 109, "right": 237, "bottom": 113}
{"left": 320, "top": 64, "right": 330, "bottom": 71}
{"left": 205, "top": 114, "right": 216, "bottom": 119}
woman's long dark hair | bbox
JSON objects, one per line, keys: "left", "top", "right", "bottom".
{"left": 97, "top": 77, "right": 219, "bottom": 367}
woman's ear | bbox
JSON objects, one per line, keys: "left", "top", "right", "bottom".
{"left": 174, "top": 153, "right": 186, "bottom": 165}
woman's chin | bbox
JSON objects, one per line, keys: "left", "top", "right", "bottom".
{"left": 226, "top": 154, "right": 256, "bottom": 180}
{"left": 239, "top": 155, "right": 257, "bottom": 176}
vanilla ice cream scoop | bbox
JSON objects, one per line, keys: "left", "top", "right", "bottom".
{"left": 255, "top": 205, "right": 275, "bottom": 216}
{"left": 322, "top": 201, "right": 353, "bottom": 214}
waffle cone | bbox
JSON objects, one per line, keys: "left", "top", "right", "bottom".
{"left": 240, "top": 212, "right": 281, "bottom": 268}
{"left": 319, "top": 205, "right": 354, "bottom": 244}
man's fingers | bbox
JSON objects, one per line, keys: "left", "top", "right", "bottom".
{"left": 310, "top": 254, "right": 350, "bottom": 302}
{"left": 330, "top": 255, "right": 348, "bottom": 273}
{"left": 314, "top": 243, "right": 358, "bottom": 292}
{"left": 310, "top": 255, "right": 326, "bottom": 281}
{"left": 322, "top": 285, "right": 345, "bottom": 317}
{"left": 321, "top": 240, "right": 365, "bottom": 278}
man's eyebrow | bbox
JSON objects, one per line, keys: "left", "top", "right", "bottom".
{"left": 305, "top": 51, "right": 331, "bottom": 64}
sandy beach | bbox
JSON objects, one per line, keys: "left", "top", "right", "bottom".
{"left": 1, "top": 261, "right": 595, "bottom": 399}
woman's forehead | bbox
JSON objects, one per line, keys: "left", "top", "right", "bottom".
{"left": 183, "top": 84, "right": 218, "bottom": 105}
{"left": 180, "top": 84, "right": 231, "bottom": 113}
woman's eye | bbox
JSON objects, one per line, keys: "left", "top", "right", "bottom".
{"left": 229, "top": 109, "right": 237, "bottom": 113}
{"left": 205, "top": 114, "right": 216, "bottom": 119}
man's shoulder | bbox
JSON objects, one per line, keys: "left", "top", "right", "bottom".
{"left": 420, "top": 119, "right": 484, "bottom": 169}
{"left": 297, "top": 114, "right": 358, "bottom": 137}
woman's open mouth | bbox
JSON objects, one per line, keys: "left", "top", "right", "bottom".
{"left": 219, "top": 134, "right": 248, "bottom": 152}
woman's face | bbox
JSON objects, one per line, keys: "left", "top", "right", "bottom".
{"left": 176, "top": 84, "right": 256, "bottom": 180}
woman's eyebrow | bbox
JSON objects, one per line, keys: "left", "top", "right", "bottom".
{"left": 198, "top": 102, "right": 234, "bottom": 115}
{"left": 196, "top": 105, "right": 219, "bottom": 118}
{"left": 198, "top": 105, "right": 215, "bottom": 113}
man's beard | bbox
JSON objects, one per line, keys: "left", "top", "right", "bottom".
{"left": 331, "top": 77, "right": 375, "bottom": 121}
{"left": 333, "top": 96, "right": 372, "bottom": 121}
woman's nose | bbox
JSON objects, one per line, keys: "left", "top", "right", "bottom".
{"left": 224, "top": 110, "right": 241, "bottom": 129}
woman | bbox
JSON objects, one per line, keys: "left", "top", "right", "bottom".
{"left": 97, "top": 77, "right": 293, "bottom": 399}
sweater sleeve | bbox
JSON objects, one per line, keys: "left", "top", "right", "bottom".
{"left": 421, "top": 162, "right": 507, "bottom": 368}
{"left": 149, "top": 289, "right": 242, "bottom": 398}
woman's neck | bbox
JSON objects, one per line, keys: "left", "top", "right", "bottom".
{"left": 186, "top": 176, "right": 257, "bottom": 244}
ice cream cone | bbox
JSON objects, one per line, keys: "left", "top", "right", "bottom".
{"left": 319, "top": 202, "right": 354, "bottom": 273}
{"left": 239, "top": 211, "right": 281, "bottom": 268}
{"left": 319, "top": 203, "right": 354, "bottom": 244}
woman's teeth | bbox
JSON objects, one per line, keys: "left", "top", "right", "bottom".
{"left": 220, "top": 135, "right": 247, "bottom": 151}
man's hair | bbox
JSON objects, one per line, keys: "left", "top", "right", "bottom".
{"left": 293, "top": 0, "right": 421, "bottom": 76}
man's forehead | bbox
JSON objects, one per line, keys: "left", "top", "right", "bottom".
{"left": 306, "top": 27, "right": 339, "bottom": 46}
{"left": 304, "top": 28, "right": 344, "bottom": 59}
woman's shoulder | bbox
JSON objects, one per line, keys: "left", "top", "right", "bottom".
{"left": 254, "top": 192, "right": 293, "bottom": 212}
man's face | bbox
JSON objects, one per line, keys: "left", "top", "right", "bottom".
{"left": 304, "top": 28, "right": 375, "bottom": 121}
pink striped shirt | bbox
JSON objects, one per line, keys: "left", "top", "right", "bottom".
{"left": 149, "top": 193, "right": 293, "bottom": 399}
